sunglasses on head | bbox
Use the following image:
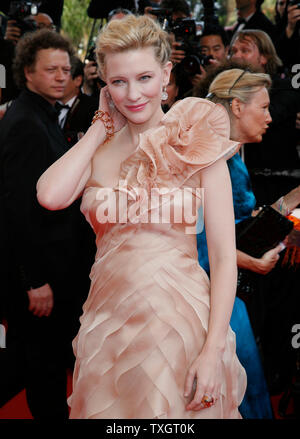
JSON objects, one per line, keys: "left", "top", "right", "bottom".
{"left": 228, "top": 69, "right": 248, "bottom": 94}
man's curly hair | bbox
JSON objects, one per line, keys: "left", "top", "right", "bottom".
{"left": 13, "top": 29, "right": 74, "bottom": 89}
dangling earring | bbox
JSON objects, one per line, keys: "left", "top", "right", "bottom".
{"left": 161, "top": 86, "right": 168, "bottom": 101}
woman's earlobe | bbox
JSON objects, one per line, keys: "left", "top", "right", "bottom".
{"left": 163, "top": 61, "right": 173, "bottom": 86}
{"left": 231, "top": 98, "right": 242, "bottom": 118}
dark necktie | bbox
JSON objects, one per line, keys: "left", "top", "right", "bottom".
{"left": 237, "top": 17, "right": 246, "bottom": 25}
{"left": 55, "top": 102, "right": 70, "bottom": 114}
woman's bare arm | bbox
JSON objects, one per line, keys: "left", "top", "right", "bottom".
{"left": 37, "top": 86, "right": 126, "bottom": 210}
{"left": 37, "top": 121, "right": 106, "bottom": 210}
{"left": 185, "top": 158, "right": 237, "bottom": 410}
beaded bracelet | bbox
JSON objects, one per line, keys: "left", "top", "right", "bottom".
{"left": 91, "top": 110, "right": 114, "bottom": 144}
{"left": 277, "top": 196, "right": 291, "bottom": 216}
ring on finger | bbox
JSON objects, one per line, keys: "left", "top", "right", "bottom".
{"left": 201, "top": 394, "right": 215, "bottom": 408}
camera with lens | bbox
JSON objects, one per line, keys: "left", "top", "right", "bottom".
{"left": 86, "top": 44, "right": 97, "bottom": 63}
{"left": 148, "top": 7, "right": 173, "bottom": 30}
{"left": 7, "top": 1, "right": 39, "bottom": 35}
{"left": 289, "top": 0, "right": 300, "bottom": 8}
{"left": 150, "top": 2, "right": 218, "bottom": 76}
{"left": 172, "top": 18, "right": 213, "bottom": 75}
{"left": 84, "top": 44, "right": 106, "bottom": 91}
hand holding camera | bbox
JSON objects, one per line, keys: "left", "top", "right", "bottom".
{"left": 4, "top": 1, "right": 39, "bottom": 43}
{"left": 4, "top": 19, "right": 22, "bottom": 44}
{"left": 149, "top": 5, "right": 217, "bottom": 80}
{"left": 83, "top": 60, "right": 99, "bottom": 94}
{"left": 190, "top": 58, "right": 220, "bottom": 88}
{"left": 286, "top": 0, "right": 300, "bottom": 38}
{"left": 170, "top": 41, "right": 186, "bottom": 65}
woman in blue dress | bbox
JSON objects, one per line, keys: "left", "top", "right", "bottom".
{"left": 195, "top": 68, "right": 286, "bottom": 419}
{"left": 197, "top": 152, "right": 274, "bottom": 419}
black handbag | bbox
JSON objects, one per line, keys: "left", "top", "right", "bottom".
{"left": 235, "top": 206, "right": 294, "bottom": 297}
{"left": 236, "top": 205, "right": 294, "bottom": 258}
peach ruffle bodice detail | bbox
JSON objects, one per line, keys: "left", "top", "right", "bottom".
{"left": 81, "top": 98, "right": 239, "bottom": 242}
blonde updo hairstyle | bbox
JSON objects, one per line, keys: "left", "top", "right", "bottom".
{"left": 207, "top": 68, "right": 271, "bottom": 125}
{"left": 96, "top": 14, "right": 172, "bottom": 80}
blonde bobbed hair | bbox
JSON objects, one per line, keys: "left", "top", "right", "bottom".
{"left": 96, "top": 14, "right": 171, "bottom": 79}
{"left": 207, "top": 68, "right": 272, "bottom": 119}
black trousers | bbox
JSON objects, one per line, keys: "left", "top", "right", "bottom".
{"left": 0, "top": 240, "right": 93, "bottom": 419}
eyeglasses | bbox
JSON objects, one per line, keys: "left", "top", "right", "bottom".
{"left": 37, "top": 23, "right": 56, "bottom": 31}
{"left": 228, "top": 70, "right": 247, "bottom": 94}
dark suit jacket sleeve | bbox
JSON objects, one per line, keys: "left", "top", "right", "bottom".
{"left": 275, "top": 30, "right": 300, "bottom": 69}
{"left": 2, "top": 117, "right": 54, "bottom": 289}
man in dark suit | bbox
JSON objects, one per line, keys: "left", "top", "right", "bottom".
{"left": 0, "top": 29, "right": 95, "bottom": 419}
{"left": 226, "top": 0, "right": 276, "bottom": 42}
{"left": 56, "top": 56, "right": 98, "bottom": 147}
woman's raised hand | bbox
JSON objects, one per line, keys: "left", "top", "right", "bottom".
{"left": 286, "top": 4, "right": 300, "bottom": 38}
{"left": 99, "top": 86, "right": 126, "bottom": 133}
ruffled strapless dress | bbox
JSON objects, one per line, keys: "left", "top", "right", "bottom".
{"left": 68, "top": 98, "right": 247, "bottom": 419}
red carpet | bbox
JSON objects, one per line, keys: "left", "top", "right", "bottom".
{"left": 0, "top": 369, "right": 73, "bottom": 419}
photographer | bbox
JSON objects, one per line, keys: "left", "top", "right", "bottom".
{"left": 156, "top": 0, "right": 192, "bottom": 65}
{"left": 2, "top": 2, "right": 37, "bottom": 44}
{"left": 190, "top": 23, "right": 230, "bottom": 88}
{"left": 82, "top": 7, "right": 134, "bottom": 98}
{"left": 0, "top": 2, "right": 56, "bottom": 105}
{"left": 149, "top": 1, "right": 229, "bottom": 92}
{"left": 1, "top": 1, "right": 64, "bottom": 30}
{"left": 4, "top": 12, "right": 55, "bottom": 45}
{"left": 199, "top": 24, "right": 229, "bottom": 64}
{"left": 275, "top": 0, "right": 300, "bottom": 70}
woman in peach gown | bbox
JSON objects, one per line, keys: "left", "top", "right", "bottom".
{"left": 37, "top": 15, "right": 246, "bottom": 419}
